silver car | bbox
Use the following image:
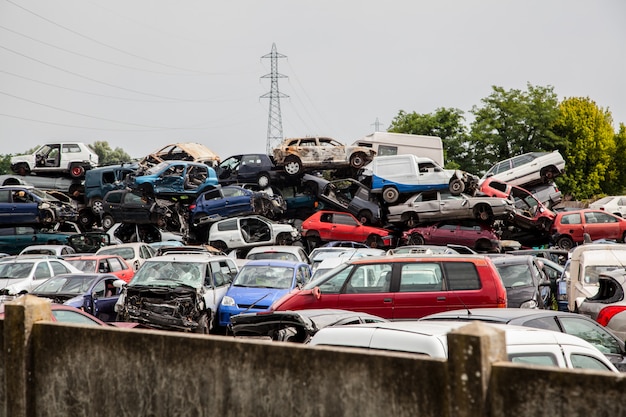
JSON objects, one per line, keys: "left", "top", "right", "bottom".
{"left": 386, "top": 190, "right": 514, "bottom": 228}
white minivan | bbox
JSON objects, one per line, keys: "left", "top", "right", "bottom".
{"left": 309, "top": 320, "right": 619, "bottom": 372}
{"left": 362, "top": 155, "right": 478, "bottom": 203}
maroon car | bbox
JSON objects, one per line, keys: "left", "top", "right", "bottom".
{"left": 402, "top": 220, "right": 501, "bottom": 253}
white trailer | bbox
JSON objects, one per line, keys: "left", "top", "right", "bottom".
{"left": 351, "top": 132, "right": 444, "bottom": 166}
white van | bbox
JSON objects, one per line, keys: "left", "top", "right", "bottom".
{"left": 363, "top": 154, "right": 477, "bottom": 203}
{"left": 310, "top": 320, "right": 619, "bottom": 372}
{"left": 352, "top": 132, "right": 444, "bottom": 166}
{"left": 565, "top": 243, "right": 626, "bottom": 312}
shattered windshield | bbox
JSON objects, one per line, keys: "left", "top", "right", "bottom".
{"left": 34, "top": 276, "right": 93, "bottom": 294}
{"left": 129, "top": 261, "right": 204, "bottom": 287}
{"left": 232, "top": 265, "right": 294, "bottom": 289}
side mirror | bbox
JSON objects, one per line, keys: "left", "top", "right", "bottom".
{"left": 112, "top": 279, "right": 126, "bottom": 288}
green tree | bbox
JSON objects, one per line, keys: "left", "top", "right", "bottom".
{"left": 387, "top": 107, "right": 470, "bottom": 170}
{"left": 90, "top": 141, "right": 132, "bottom": 166}
{"left": 468, "top": 83, "right": 562, "bottom": 174}
{"left": 552, "top": 97, "right": 616, "bottom": 199}
{"left": 0, "top": 154, "right": 11, "bottom": 175}
{"left": 612, "top": 123, "right": 626, "bottom": 195}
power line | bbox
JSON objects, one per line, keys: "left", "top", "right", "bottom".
{"left": 4, "top": 0, "right": 208, "bottom": 75}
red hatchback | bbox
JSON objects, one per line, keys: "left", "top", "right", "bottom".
{"left": 64, "top": 255, "right": 135, "bottom": 283}
{"left": 270, "top": 255, "right": 507, "bottom": 320}
{"left": 551, "top": 209, "right": 626, "bottom": 250}
{"left": 301, "top": 210, "right": 395, "bottom": 248}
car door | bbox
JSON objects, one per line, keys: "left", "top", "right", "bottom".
{"left": 9, "top": 190, "right": 39, "bottom": 224}
{"left": 424, "top": 223, "right": 458, "bottom": 245}
{"left": 330, "top": 213, "right": 364, "bottom": 242}
{"left": 221, "top": 187, "right": 252, "bottom": 216}
{"left": 122, "top": 192, "right": 152, "bottom": 223}
{"left": 205, "top": 259, "right": 238, "bottom": 312}
{"left": 336, "top": 262, "right": 395, "bottom": 318}
{"left": 237, "top": 154, "right": 263, "bottom": 183}
{"left": 393, "top": 262, "right": 446, "bottom": 319}
{"left": 584, "top": 212, "right": 622, "bottom": 241}
{"left": 154, "top": 164, "right": 186, "bottom": 194}
{"left": 90, "top": 277, "right": 119, "bottom": 322}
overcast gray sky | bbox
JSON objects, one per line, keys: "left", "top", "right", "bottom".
{"left": 1, "top": 0, "right": 624, "bottom": 160}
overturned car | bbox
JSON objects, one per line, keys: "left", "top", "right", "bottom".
{"left": 115, "top": 254, "right": 238, "bottom": 333}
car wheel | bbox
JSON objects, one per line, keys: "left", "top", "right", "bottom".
{"left": 382, "top": 187, "right": 399, "bottom": 204}
{"left": 408, "top": 233, "right": 425, "bottom": 245}
{"left": 101, "top": 214, "right": 115, "bottom": 231}
{"left": 12, "top": 163, "right": 30, "bottom": 176}
{"left": 70, "top": 164, "right": 86, "bottom": 178}
{"left": 194, "top": 313, "right": 209, "bottom": 334}
{"left": 474, "top": 204, "right": 493, "bottom": 223}
{"left": 622, "top": 232, "right": 626, "bottom": 243}
{"left": 365, "top": 234, "right": 382, "bottom": 248}
{"left": 357, "top": 210, "right": 373, "bottom": 225}
{"left": 40, "top": 209, "right": 55, "bottom": 224}
{"left": 275, "top": 232, "right": 292, "bottom": 246}
{"left": 449, "top": 178, "right": 465, "bottom": 195}
{"left": 475, "top": 239, "right": 494, "bottom": 253}
{"left": 556, "top": 236, "right": 574, "bottom": 250}
{"left": 257, "top": 173, "right": 271, "bottom": 188}
{"left": 283, "top": 156, "right": 303, "bottom": 176}
{"left": 349, "top": 152, "right": 368, "bottom": 169}
{"left": 78, "top": 209, "right": 95, "bottom": 229}
{"left": 306, "top": 233, "right": 321, "bottom": 251}
{"left": 405, "top": 213, "right": 419, "bottom": 228}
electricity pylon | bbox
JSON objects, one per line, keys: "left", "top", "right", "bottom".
{"left": 261, "top": 43, "right": 289, "bottom": 154}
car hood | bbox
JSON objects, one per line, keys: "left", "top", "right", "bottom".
{"left": 227, "top": 286, "right": 292, "bottom": 308}
{"left": 0, "top": 278, "right": 30, "bottom": 294}
{"left": 505, "top": 286, "right": 539, "bottom": 308}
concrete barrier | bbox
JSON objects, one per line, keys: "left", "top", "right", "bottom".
{"left": 1, "top": 295, "right": 625, "bottom": 417}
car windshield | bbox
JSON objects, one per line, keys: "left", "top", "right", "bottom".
{"left": 145, "top": 162, "right": 170, "bottom": 175}
{"left": 496, "top": 264, "right": 533, "bottom": 288}
{"left": 232, "top": 265, "right": 294, "bottom": 289}
{"left": 246, "top": 252, "right": 298, "bottom": 262}
{"left": 129, "top": 261, "right": 204, "bottom": 287}
{"left": 65, "top": 259, "right": 97, "bottom": 272}
{"left": 0, "top": 262, "right": 34, "bottom": 279}
{"left": 34, "top": 276, "right": 94, "bottom": 294}
{"left": 30, "top": 188, "right": 59, "bottom": 201}
{"left": 98, "top": 247, "right": 135, "bottom": 260}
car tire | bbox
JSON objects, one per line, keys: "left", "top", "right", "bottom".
{"left": 90, "top": 198, "right": 104, "bottom": 215}
{"left": 408, "top": 233, "right": 425, "bottom": 245}
{"left": 257, "top": 173, "right": 271, "bottom": 188}
{"left": 357, "top": 210, "right": 373, "bottom": 225}
{"left": 12, "top": 163, "right": 30, "bottom": 176}
{"left": 349, "top": 152, "right": 368, "bottom": 169}
{"left": 78, "top": 209, "right": 95, "bottom": 230}
{"left": 556, "top": 235, "right": 574, "bottom": 250}
{"left": 210, "top": 240, "right": 228, "bottom": 252}
{"left": 405, "top": 213, "right": 419, "bottom": 228}
{"left": 275, "top": 232, "right": 293, "bottom": 246}
{"left": 101, "top": 214, "right": 115, "bottom": 231}
{"left": 194, "top": 313, "right": 209, "bottom": 334}
{"left": 70, "top": 164, "right": 86, "bottom": 179}
{"left": 449, "top": 178, "right": 465, "bottom": 195}
{"left": 382, "top": 187, "right": 399, "bottom": 204}
{"left": 306, "top": 233, "right": 321, "bottom": 251}
{"left": 473, "top": 204, "right": 493, "bottom": 223}
{"left": 283, "top": 155, "right": 303, "bottom": 177}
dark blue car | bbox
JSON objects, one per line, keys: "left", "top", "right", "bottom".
{"left": 217, "top": 259, "right": 311, "bottom": 327}
{"left": 0, "top": 185, "right": 78, "bottom": 225}
{"left": 31, "top": 273, "right": 122, "bottom": 322}
{"left": 189, "top": 185, "right": 285, "bottom": 226}
{"left": 132, "top": 161, "right": 218, "bottom": 198}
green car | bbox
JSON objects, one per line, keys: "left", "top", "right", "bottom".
{"left": 0, "top": 226, "right": 71, "bottom": 255}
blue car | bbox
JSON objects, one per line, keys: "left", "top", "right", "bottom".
{"left": 0, "top": 185, "right": 78, "bottom": 225}
{"left": 190, "top": 185, "right": 285, "bottom": 226}
{"left": 218, "top": 260, "right": 312, "bottom": 327}
{"left": 132, "top": 161, "right": 218, "bottom": 198}
{"left": 30, "top": 273, "right": 122, "bottom": 322}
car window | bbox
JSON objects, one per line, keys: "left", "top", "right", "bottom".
{"left": 399, "top": 263, "right": 442, "bottom": 292}
{"left": 106, "top": 192, "right": 123, "bottom": 204}
{"left": 218, "top": 219, "right": 238, "bottom": 231}
{"left": 92, "top": 281, "right": 106, "bottom": 298}
{"left": 559, "top": 317, "right": 622, "bottom": 355}
{"left": 50, "top": 261, "right": 72, "bottom": 275}
{"left": 509, "top": 353, "right": 558, "bottom": 367}
{"left": 35, "top": 262, "right": 52, "bottom": 279}
{"left": 523, "top": 317, "right": 561, "bottom": 332}
{"left": 345, "top": 264, "right": 391, "bottom": 293}
{"left": 333, "top": 214, "right": 358, "bottom": 226}
{"left": 444, "top": 262, "right": 481, "bottom": 290}
{"left": 52, "top": 310, "right": 101, "bottom": 326}
{"left": 491, "top": 181, "right": 508, "bottom": 193}
{"left": 570, "top": 354, "right": 613, "bottom": 371}
{"left": 560, "top": 213, "right": 581, "bottom": 225}
{"left": 109, "top": 258, "right": 123, "bottom": 272}
{"left": 318, "top": 265, "right": 354, "bottom": 294}
{"left": 204, "top": 189, "right": 222, "bottom": 201}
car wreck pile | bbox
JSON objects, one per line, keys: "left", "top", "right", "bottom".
{"left": 0, "top": 139, "right": 567, "bottom": 255}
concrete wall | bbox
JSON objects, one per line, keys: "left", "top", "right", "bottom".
{"left": 2, "top": 296, "right": 626, "bottom": 417}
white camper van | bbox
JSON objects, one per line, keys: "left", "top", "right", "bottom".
{"left": 352, "top": 132, "right": 444, "bottom": 166}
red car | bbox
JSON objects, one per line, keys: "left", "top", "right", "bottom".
{"left": 480, "top": 178, "right": 555, "bottom": 231}
{"left": 402, "top": 220, "right": 501, "bottom": 253}
{"left": 551, "top": 209, "right": 626, "bottom": 250}
{"left": 63, "top": 255, "right": 135, "bottom": 283}
{"left": 301, "top": 210, "right": 395, "bottom": 248}
{"left": 269, "top": 255, "right": 507, "bottom": 319}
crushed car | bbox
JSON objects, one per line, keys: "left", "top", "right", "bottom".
{"left": 100, "top": 189, "right": 180, "bottom": 231}
{"left": 115, "top": 254, "right": 238, "bottom": 333}
{"left": 0, "top": 185, "right": 78, "bottom": 225}
{"left": 138, "top": 142, "right": 221, "bottom": 169}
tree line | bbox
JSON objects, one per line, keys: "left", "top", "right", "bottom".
{"left": 388, "top": 83, "right": 626, "bottom": 201}
{"left": 1, "top": 82, "right": 623, "bottom": 201}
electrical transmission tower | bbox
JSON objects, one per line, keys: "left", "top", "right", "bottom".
{"left": 261, "top": 43, "right": 289, "bottom": 154}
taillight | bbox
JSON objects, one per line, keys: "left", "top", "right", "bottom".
{"left": 189, "top": 204, "right": 196, "bottom": 211}
{"left": 596, "top": 306, "right": 626, "bottom": 326}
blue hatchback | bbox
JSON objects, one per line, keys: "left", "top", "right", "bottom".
{"left": 218, "top": 260, "right": 312, "bottom": 327}
{"left": 132, "top": 161, "right": 218, "bottom": 197}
